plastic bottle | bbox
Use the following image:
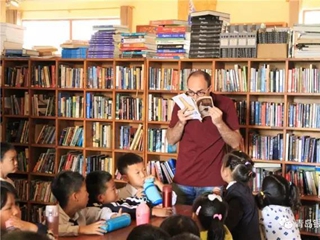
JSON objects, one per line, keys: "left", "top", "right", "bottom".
{"left": 162, "top": 185, "right": 172, "bottom": 207}
{"left": 100, "top": 214, "right": 131, "bottom": 232}
{"left": 45, "top": 205, "right": 59, "bottom": 238}
{"left": 143, "top": 178, "right": 163, "bottom": 205}
{"left": 136, "top": 201, "right": 150, "bottom": 226}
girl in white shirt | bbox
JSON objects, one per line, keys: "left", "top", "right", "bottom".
{"left": 255, "top": 175, "right": 301, "bottom": 240}
{"left": 0, "top": 143, "right": 18, "bottom": 187}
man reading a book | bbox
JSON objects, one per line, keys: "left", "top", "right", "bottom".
{"left": 166, "top": 70, "right": 242, "bottom": 205}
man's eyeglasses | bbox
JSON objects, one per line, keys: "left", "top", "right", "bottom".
{"left": 186, "top": 88, "right": 209, "bottom": 97}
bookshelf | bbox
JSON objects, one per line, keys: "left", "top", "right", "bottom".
{"left": 1, "top": 57, "right": 320, "bottom": 237}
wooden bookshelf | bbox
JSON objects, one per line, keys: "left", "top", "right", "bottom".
{"left": 1, "top": 58, "right": 320, "bottom": 236}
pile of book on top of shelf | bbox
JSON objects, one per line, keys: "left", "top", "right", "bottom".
{"left": 220, "top": 24, "right": 260, "bottom": 58}
{"left": 0, "top": 23, "right": 25, "bottom": 55}
{"left": 117, "top": 32, "right": 147, "bottom": 58}
{"left": 88, "top": 25, "right": 129, "bottom": 58}
{"left": 60, "top": 40, "right": 89, "bottom": 58}
{"left": 143, "top": 19, "right": 190, "bottom": 59}
{"left": 290, "top": 24, "right": 320, "bottom": 58}
{"left": 189, "top": 10, "right": 230, "bottom": 58}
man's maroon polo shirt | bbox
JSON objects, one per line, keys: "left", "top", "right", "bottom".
{"left": 168, "top": 93, "right": 240, "bottom": 187}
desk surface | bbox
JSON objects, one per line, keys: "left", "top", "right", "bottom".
{"left": 59, "top": 205, "right": 192, "bottom": 240}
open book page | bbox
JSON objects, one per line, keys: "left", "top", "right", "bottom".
{"left": 196, "top": 96, "right": 214, "bottom": 119}
{"left": 172, "top": 93, "right": 201, "bottom": 120}
{"left": 172, "top": 93, "right": 214, "bottom": 121}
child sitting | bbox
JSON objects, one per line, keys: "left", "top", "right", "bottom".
{"left": 192, "top": 192, "right": 232, "bottom": 240}
{"left": 117, "top": 153, "right": 175, "bottom": 214}
{"left": 0, "top": 143, "right": 18, "bottom": 187}
{"left": 160, "top": 214, "right": 200, "bottom": 237}
{"left": 50, "top": 170, "right": 105, "bottom": 236}
{"left": 85, "top": 170, "right": 173, "bottom": 220}
{"left": 220, "top": 150, "right": 261, "bottom": 240}
{"left": 0, "top": 181, "right": 53, "bottom": 239}
{"left": 255, "top": 175, "right": 301, "bottom": 240}
{"left": 126, "top": 224, "right": 170, "bottom": 240}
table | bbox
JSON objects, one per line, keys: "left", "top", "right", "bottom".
{"left": 59, "top": 205, "right": 192, "bottom": 240}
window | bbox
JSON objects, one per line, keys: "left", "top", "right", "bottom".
{"left": 22, "top": 20, "right": 70, "bottom": 49}
{"left": 302, "top": 10, "right": 320, "bottom": 24}
{"left": 22, "top": 18, "right": 120, "bottom": 50}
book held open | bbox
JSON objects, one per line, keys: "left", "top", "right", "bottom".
{"left": 172, "top": 93, "right": 214, "bottom": 121}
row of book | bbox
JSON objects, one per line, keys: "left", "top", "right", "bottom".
{"left": 3, "top": 64, "right": 319, "bottom": 94}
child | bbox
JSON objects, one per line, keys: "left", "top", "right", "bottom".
{"left": 85, "top": 170, "right": 172, "bottom": 221}
{"left": 2, "top": 231, "right": 51, "bottom": 240}
{"left": 220, "top": 150, "right": 261, "bottom": 240}
{"left": 0, "top": 181, "right": 53, "bottom": 239}
{"left": 192, "top": 192, "right": 232, "bottom": 240}
{"left": 117, "top": 153, "right": 176, "bottom": 209}
{"left": 255, "top": 175, "right": 301, "bottom": 240}
{"left": 171, "top": 233, "right": 201, "bottom": 240}
{"left": 160, "top": 214, "right": 200, "bottom": 237}
{"left": 50, "top": 170, "right": 105, "bottom": 236}
{"left": 126, "top": 224, "right": 170, "bottom": 240}
{"left": 0, "top": 142, "right": 18, "bottom": 187}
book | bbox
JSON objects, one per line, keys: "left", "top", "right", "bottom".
{"left": 172, "top": 93, "right": 214, "bottom": 121}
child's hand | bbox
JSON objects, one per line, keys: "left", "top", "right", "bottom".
{"left": 212, "top": 187, "right": 221, "bottom": 195}
{"left": 152, "top": 207, "right": 173, "bottom": 217}
{"left": 79, "top": 221, "right": 106, "bottom": 235}
{"left": 135, "top": 188, "right": 145, "bottom": 198}
{"left": 7, "top": 216, "right": 38, "bottom": 232}
{"left": 111, "top": 208, "right": 123, "bottom": 219}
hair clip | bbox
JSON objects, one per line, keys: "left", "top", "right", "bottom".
{"left": 213, "top": 214, "right": 222, "bottom": 221}
{"left": 245, "top": 161, "right": 251, "bottom": 166}
{"left": 260, "top": 191, "right": 265, "bottom": 199}
{"left": 208, "top": 194, "right": 222, "bottom": 202}
{"left": 195, "top": 206, "right": 201, "bottom": 216}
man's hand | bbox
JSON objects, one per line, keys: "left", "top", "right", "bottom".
{"left": 208, "top": 106, "right": 223, "bottom": 126}
{"left": 177, "top": 107, "right": 193, "bottom": 125}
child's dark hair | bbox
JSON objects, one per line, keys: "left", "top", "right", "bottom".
{"left": 192, "top": 192, "right": 228, "bottom": 240}
{"left": 117, "top": 153, "right": 143, "bottom": 175}
{"left": 0, "top": 142, "right": 16, "bottom": 161}
{"left": 1, "top": 181, "right": 18, "bottom": 209}
{"left": 2, "top": 231, "right": 51, "bottom": 240}
{"left": 51, "top": 171, "right": 84, "bottom": 208}
{"left": 160, "top": 214, "right": 200, "bottom": 237}
{"left": 127, "top": 224, "right": 170, "bottom": 240}
{"left": 222, "top": 150, "right": 256, "bottom": 183}
{"left": 170, "top": 233, "right": 201, "bottom": 240}
{"left": 86, "top": 171, "right": 112, "bottom": 204}
{"left": 255, "top": 175, "right": 301, "bottom": 211}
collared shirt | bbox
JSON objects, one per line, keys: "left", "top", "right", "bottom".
{"left": 58, "top": 205, "right": 86, "bottom": 236}
{"left": 0, "top": 177, "right": 15, "bottom": 187}
{"left": 226, "top": 181, "right": 236, "bottom": 190}
{"left": 117, "top": 183, "right": 177, "bottom": 205}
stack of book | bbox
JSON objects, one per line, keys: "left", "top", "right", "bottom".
{"left": 88, "top": 25, "right": 129, "bottom": 58}
{"left": 291, "top": 24, "right": 320, "bottom": 58}
{"left": 0, "top": 23, "right": 25, "bottom": 54}
{"left": 60, "top": 40, "right": 89, "bottom": 59}
{"left": 144, "top": 20, "right": 190, "bottom": 59}
{"left": 220, "top": 24, "right": 259, "bottom": 58}
{"left": 118, "top": 33, "right": 147, "bottom": 58}
{"left": 189, "top": 10, "right": 230, "bottom": 58}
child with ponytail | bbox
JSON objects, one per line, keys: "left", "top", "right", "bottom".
{"left": 220, "top": 150, "right": 261, "bottom": 240}
{"left": 255, "top": 175, "right": 301, "bottom": 240}
{"left": 192, "top": 192, "right": 232, "bottom": 240}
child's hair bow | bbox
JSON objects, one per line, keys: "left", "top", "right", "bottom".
{"left": 213, "top": 214, "right": 222, "bottom": 220}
